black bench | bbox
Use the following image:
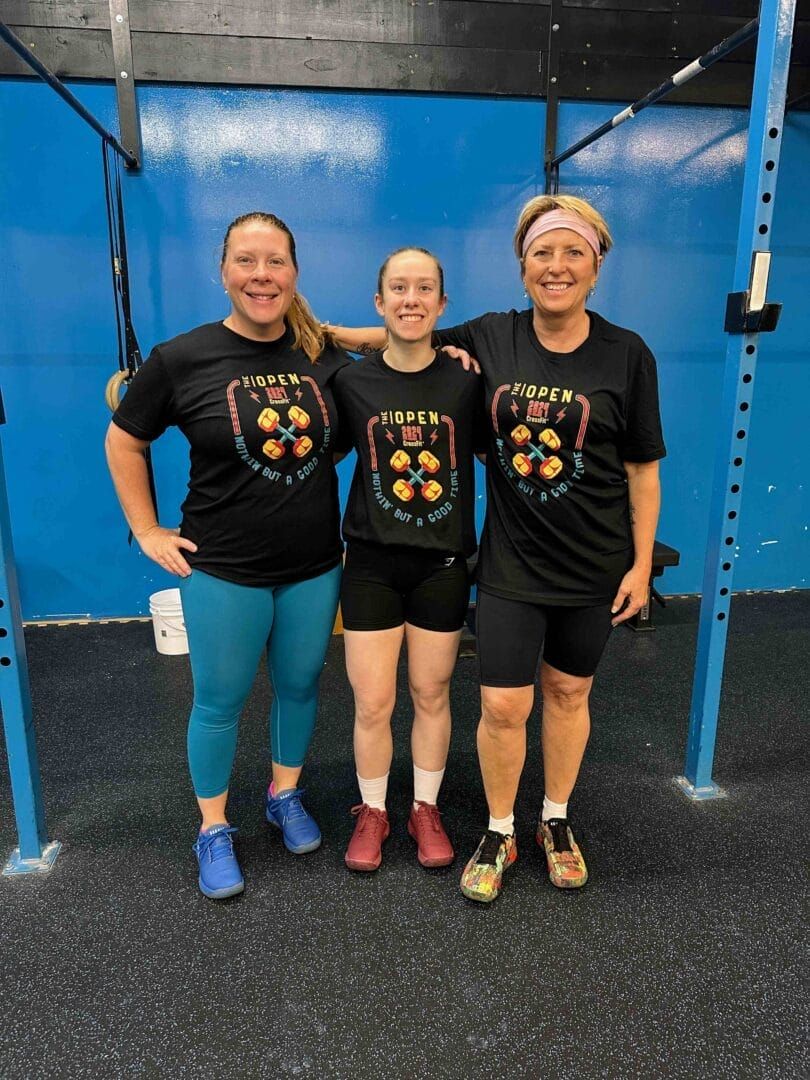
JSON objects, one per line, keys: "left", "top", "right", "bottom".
{"left": 628, "top": 540, "right": 680, "bottom": 631}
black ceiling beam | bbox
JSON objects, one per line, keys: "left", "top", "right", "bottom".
{"left": 0, "top": 2, "right": 549, "bottom": 51}
{"left": 0, "top": 2, "right": 807, "bottom": 106}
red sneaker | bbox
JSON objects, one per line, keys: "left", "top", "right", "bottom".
{"left": 345, "top": 804, "right": 390, "bottom": 872}
{"left": 407, "top": 801, "right": 454, "bottom": 867}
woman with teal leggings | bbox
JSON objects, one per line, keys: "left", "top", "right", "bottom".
{"left": 106, "top": 211, "right": 350, "bottom": 900}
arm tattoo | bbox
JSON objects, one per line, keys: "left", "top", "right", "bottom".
{"left": 629, "top": 502, "right": 636, "bottom": 525}
{"left": 355, "top": 341, "right": 376, "bottom": 355}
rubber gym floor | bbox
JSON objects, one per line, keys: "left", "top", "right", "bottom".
{"left": 0, "top": 591, "right": 806, "bottom": 1079}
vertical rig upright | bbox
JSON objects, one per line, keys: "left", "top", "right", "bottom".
{"left": 677, "top": 0, "right": 796, "bottom": 799}
{"left": 0, "top": 391, "right": 60, "bottom": 873}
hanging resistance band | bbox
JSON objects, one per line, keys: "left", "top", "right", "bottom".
{"left": 102, "top": 137, "right": 159, "bottom": 534}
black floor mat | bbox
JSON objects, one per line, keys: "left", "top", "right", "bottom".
{"left": 0, "top": 592, "right": 807, "bottom": 1079}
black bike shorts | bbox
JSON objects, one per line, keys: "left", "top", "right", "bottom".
{"left": 341, "top": 540, "right": 470, "bottom": 633}
{"left": 476, "top": 588, "right": 614, "bottom": 686}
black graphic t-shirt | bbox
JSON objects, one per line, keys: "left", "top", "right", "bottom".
{"left": 435, "top": 310, "right": 666, "bottom": 604}
{"left": 333, "top": 351, "right": 486, "bottom": 557}
{"left": 112, "top": 321, "right": 350, "bottom": 586}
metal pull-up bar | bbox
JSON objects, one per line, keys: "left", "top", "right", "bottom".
{"left": 0, "top": 21, "right": 137, "bottom": 168}
{"left": 549, "top": 17, "right": 760, "bottom": 171}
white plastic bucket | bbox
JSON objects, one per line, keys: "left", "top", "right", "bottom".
{"left": 148, "top": 588, "right": 188, "bottom": 655}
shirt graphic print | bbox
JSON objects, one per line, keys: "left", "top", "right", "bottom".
{"left": 490, "top": 378, "right": 590, "bottom": 507}
{"left": 227, "top": 367, "right": 335, "bottom": 487}
{"left": 367, "top": 405, "right": 459, "bottom": 532}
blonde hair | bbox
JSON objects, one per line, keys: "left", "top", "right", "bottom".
{"left": 221, "top": 211, "right": 330, "bottom": 364}
{"left": 513, "top": 195, "right": 613, "bottom": 266}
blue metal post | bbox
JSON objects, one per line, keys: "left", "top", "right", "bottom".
{"left": 677, "top": 0, "right": 796, "bottom": 800}
{"left": 0, "top": 392, "right": 60, "bottom": 873}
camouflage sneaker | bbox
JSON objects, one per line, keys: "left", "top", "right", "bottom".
{"left": 537, "top": 817, "right": 588, "bottom": 889}
{"left": 459, "top": 830, "right": 517, "bottom": 903}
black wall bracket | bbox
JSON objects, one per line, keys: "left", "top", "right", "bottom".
{"left": 108, "top": 0, "right": 141, "bottom": 169}
{"left": 724, "top": 294, "right": 782, "bottom": 333}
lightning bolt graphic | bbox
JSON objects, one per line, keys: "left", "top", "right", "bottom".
{"left": 556, "top": 408, "right": 567, "bottom": 423}
{"left": 385, "top": 429, "right": 395, "bottom": 444}
{"left": 430, "top": 429, "right": 439, "bottom": 445}
{"left": 510, "top": 398, "right": 519, "bottom": 417}
{"left": 250, "top": 391, "right": 261, "bottom": 402}
{"left": 295, "top": 387, "right": 303, "bottom": 401}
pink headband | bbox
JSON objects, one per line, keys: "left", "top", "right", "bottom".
{"left": 521, "top": 210, "right": 602, "bottom": 260}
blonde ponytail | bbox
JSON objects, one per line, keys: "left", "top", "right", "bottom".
{"left": 287, "top": 291, "right": 331, "bottom": 364}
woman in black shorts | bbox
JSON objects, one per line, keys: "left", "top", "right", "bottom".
{"left": 333, "top": 248, "right": 485, "bottom": 872}
{"left": 327, "top": 196, "right": 666, "bottom": 902}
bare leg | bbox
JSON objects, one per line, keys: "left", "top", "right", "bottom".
{"left": 406, "top": 624, "right": 462, "bottom": 773}
{"left": 270, "top": 763, "right": 303, "bottom": 792}
{"left": 197, "top": 791, "right": 229, "bottom": 831}
{"left": 344, "top": 626, "right": 404, "bottom": 782}
{"left": 477, "top": 685, "right": 534, "bottom": 819}
{"left": 539, "top": 661, "right": 593, "bottom": 803}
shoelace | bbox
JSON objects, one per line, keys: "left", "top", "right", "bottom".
{"left": 414, "top": 801, "right": 443, "bottom": 832}
{"left": 196, "top": 825, "right": 238, "bottom": 863}
{"left": 351, "top": 803, "right": 386, "bottom": 837}
{"left": 477, "top": 829, "right": 508, "bottom": 866}
{"left": 273, "top": 789, "right": 308, "bottom": 822}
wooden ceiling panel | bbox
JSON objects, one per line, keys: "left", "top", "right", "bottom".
{"left": 0, "top": 1, "right": 807, "bottom": 108}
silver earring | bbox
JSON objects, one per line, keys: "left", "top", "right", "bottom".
{"left": 523, "top": 288, "right": 528, "bottom": 299}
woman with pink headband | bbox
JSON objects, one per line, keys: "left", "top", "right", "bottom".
{"left": 326, "top": 194, "right": 666, "bottom": 903}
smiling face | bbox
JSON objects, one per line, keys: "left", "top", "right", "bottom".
{"left": 221, "top": 221, "right": 298, "bottom": 340}
{"left": 374, "top": 250, "right": 447, "bottom": 344}
{"left": 522, "top": 226, "right": 601, "bottom": 322}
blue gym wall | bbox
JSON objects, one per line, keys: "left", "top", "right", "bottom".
{"left": 0, "top": 79, "right": 807, "bottom": 619}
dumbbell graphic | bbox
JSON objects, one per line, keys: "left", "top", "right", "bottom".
{"left": 390, "top": 448, "right": 444, "bottom": 503}
{"left": 259, "top": 405, "right": 312, "bottom": 460}
{"left": 511, "top": 424, "right": 563, "bottom": 481}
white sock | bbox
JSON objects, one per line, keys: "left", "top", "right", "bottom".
{"left": 488, "top": 812, "right": 514, "bottom": 837}
{"left": 542, "top": 796, "right": 568, "bottom": 822}
{"left": 413, "top": 764, "right": 445, "bottom": 808}
{"left": 357, "top": 773, "right": 388, "bottom": 811}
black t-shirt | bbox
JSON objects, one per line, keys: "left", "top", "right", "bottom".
{"left": 112, "top": 321, "right": 350, "bottom": 586}
{"left": 333, "top": 350, "right": 486, "bottom": 557}
{"left": 435, "top": 310, "right": 667, "bottom": 604}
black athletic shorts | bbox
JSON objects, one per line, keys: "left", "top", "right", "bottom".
{"left": 341, "top": 540, "right": 471, "bottom": 632}
{"left": 476, "top": 588, "right": 614, "bottom": 686}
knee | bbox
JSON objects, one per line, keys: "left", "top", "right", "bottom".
{"left": 541, "top": 672, "right": 591, "bottom": 713}
{"left": 271, "top": 664, "right": 321, "bottom": 705}
{"left": 189, "top": 700, "right": 242, "bottom": 734}
{"left": 409, "top": 679, "right": 449, "bottom": 717}
{"left": 481, "top": 689, "right": 530, "bottom": 733}
{"left": 353, "top": 693, "right": 395, "bottom": 732}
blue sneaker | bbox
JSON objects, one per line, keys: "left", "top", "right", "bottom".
{"left": 265, "top": 787, "right": 322, "bottom": 854}
{"left": 192, "top": 824, "right": 244, "bottom": 900}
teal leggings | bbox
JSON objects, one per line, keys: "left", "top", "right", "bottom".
{"left": 179, "top": 564, "right": 342, "bottom": 799}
